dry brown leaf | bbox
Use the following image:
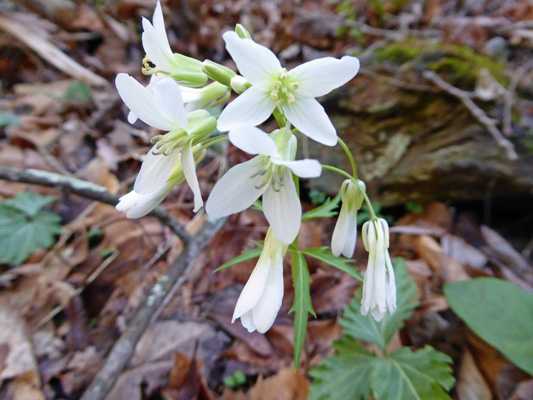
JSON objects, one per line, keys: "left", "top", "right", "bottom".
{"left": 0, "top": 13, "right": 107, "bottom": 86}
{"left": 225, "top": 368, "right": 309, "bottom": 400}
{"left": 0, "top": 304, "right": 44, "bottom": 400}
{"left": 105, "top": 360, "right": 174, "bottom": 400}
{"left": 457, "top": 348, "right": 492, "bottom": 400}
{"left": 441, "top": 234, "right": 488, "bottom": 269}
{"left": 130, "top": 320, "right": 224, "bottom": 367}
{"left": 414, "top": 235, "right": 470, "bottom": 282}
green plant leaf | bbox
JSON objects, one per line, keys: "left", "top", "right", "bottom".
{"left": 0, "top": 111, "right": 21, "bottom": 128}
{"left": 289, "top": 251, "right": 316, "bottom": 369}
{"left": 3, "top": 191, "right": 57, "bottom": 218}
{"left": 300, "top": 247, "right": 363, "bottom": 282}
{"left": 341, "top": 258, "right": 418, "bottom": 349}
{"left": 444, "top": 277, "right": 533, "bottom": 374}
{"left": 0, "top": 198, "right": 61, "bottom": 265}
{"left": 302, "top": 194, "right": 341, "bottom": 220}
{"left": 214, "top": 245, "right": 263, "bottom": 272}
{"left": 371, "top": 346, "right": 454, "bottom": 400}
{"left": 309, "top": 336, "right": 375, "bottom": 400}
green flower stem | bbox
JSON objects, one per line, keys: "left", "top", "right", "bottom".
{"left": 199, "top": 135, "right": 229, "bottom": 151}
{"left": 273, "top": 107, "right": 287, "bottom": 128}
{"left": 322, "top": 165, "right": 377, "bottom": 220}
{"left": 337, "top": 137, "right": 358, "bottom": 180}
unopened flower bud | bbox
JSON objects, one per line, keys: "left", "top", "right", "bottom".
{"left": 202, "top": 60, "right": 237, "bottom": 87}
{"left": 235, "top": 24, "right": 252, "bottom": 39}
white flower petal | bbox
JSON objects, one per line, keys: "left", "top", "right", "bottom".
{"left": 262, "top": 168, "right": 301, "bottom": 244}
{"left": 232, "top": 255, "right": 271, "bottom": 322}
{"left": 251, "top": 254, "right": 284, "bottom": 333}
{"left": 115, "top": 74, "right": 179, "bottom": 131}
{"left": 217, "top": 86, "right": 276, "bottom": 132}
{"left": 205, "top": 157, "right": 268, "bottom": 217}
{"left": 289, "top": 56, "right": 360, "bottom": 98}
{"left": 141, "top": 14, "right": 174, "bottom": 72}
{"left": 239, "top": 311, "right": 256, "bottom": 333}
{"left": 282, "top": 96, "right": 337, "bottom": 146}
{"left": 181, "top": 142, "right": 203, "bottom": 212}
{"left": 127, "top": 110, "right": 138, "bottom": 124}
{"left": 116, "top": 182, "right": 173, "bottom": 218}
{"left": 152, "top": 1, "right": 168, "bottom": 45}
{"left": 223, "top": 31, "right": 281, "bottom": 84}
{"left": 331, "top": 204, "right": 357, "bottom": 258}
{"left": 271, "top": 159, "right": 322, "bottom": 178}
{"left": 229, "top": 126, "right": 279, "bottom": 157}
{"left": 134, "top": 144, "right": 180, "bottom": 194}
{"left": 152, "top": 77, "right": 188, "bottom": 132}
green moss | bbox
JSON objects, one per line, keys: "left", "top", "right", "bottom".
{"left": 375, "top": 42, "right": 507, "bottom": 85}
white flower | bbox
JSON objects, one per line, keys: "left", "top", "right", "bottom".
{"left": 116, "top": 73, "right": 214, "bottom": 213}
{"left": 205, "top": 126, "right": 321, "bottom": 244}
{"left": 217, "top": 31, "right": 360, "bottom": 146}
{"left": 233, "top": 229, "right": 287, "bottom": 333}
{"left": 116, "top": 147, "right": 181, "bottom": 218}
{"left": 331, "top": 179, "right": 366, "bottom": 258}
{"left": 361, "top": 218, "right": 397, "bottom": 322}
{"left": 141, "top": 1, "right": 206, "bottom": 86}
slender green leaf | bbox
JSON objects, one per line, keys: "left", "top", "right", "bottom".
{"left": 214, "top": 246, "right": 263, "bottom": 272}
{"left": 371, "top": 346, "right": 454, "bottom": 400}
{"left": 309, "top": 336, "right": 375, "bottom": 400}
{"left": 341, "top": 258, "right": 418, "bottom": 349}
{"left": 302, "top": 194, "right": 341, "bottom": 220}
{"left": 444, "top": 278, "right": 533, "bottom": 374}
{"left": 289, "top": 251, "right": 316, "bottom": 368}
{"left": 301, "top": 247, "right": 363, "bottom": 282}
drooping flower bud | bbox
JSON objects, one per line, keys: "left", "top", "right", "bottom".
{"left": 331, "top": 179, "right": 366, "bottom": 258}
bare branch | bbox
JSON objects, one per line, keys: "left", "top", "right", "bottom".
{"left": 423, "top": 71, "right": 518, "bottom": 161}
{"left": 0, "top": 166, "right": 194, "bottom": 244}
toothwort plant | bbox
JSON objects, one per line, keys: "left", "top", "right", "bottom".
{"left": 116, "top": 1, "right": 397, "bottom": 365}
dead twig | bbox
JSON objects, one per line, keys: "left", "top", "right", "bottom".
{"left": 423, "top": 71, "right": 518, "bottom": 161}
{"left": 0, "top": 166, "right": 194, "bottom": 244}
{"left": 0, "top": 13, "right": 107, "bottom": 87}
{"left": 503, "top": 60, "right": 533, "bottom": 137}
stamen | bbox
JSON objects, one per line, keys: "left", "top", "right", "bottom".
{"left": 250, "top": 168, "right": 267, "bottom": 179}
{"left": 276, "top": 99, "right": 284, "bottom": 107}
{"left": 287, "top": 93, "right": 295, "bottom": 104}
{"left": 290, "top": 82, "right": 299, "bottom": 90}
{"left": 270, "top": 91, "right": 279, "bottom": 100}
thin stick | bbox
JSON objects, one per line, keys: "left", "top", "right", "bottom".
{"left": 423, "top": 71, "right": 518, "bottom": 161}
{"left": 0, "top": 166, "right": 194, "bottom": 244}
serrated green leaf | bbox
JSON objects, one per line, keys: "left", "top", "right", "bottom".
{"left": 301, "top": 247, "right": 363, "bottom": 282}
{"left": 309, "top": 336, "right": 375, "bottom": 400}
{"left": 214, "top": 246, "right": 263, "bottom": 272}
{"left": 302, "top": 194, "right": 341, "bottom": 220}
{"left": 444, "top": 278, "right": 533, "bottom": 374}
{"left": 289, "top": 251, "right": 315, "bottom": 368}
{"left": 3, "top": 191, "right": 57, "bottom": 217}
{"left": 371, "top": 346, "right": 454, "bottom": 400}
{"left": 341, "top": 258, "right": 418, "bottom": 349}
{"left": 0, "top": 204, "right": 61, "bottom": 265}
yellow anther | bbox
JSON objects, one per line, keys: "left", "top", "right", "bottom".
{"left": 270, "top": 91, "right": 279, "bottom": 100}
{"left": 276, "top": 99, "right": 284, "bottom": 107}
{"left": 290, "top": 82, "right": 299, "bottom": 90}
{"left": 287, "top": 93, "right": 295, "bottom": 104}
{"left": 273, "top": 81, "right": 282, "bottom": 89}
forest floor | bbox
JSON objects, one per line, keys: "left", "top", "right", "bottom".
{"left": 0, "top": 0, "right": 532, "bottom": 399}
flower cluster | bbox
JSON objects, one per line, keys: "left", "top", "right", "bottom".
{"left": 115, "top": 1, "right": 397, "bottom": 335}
